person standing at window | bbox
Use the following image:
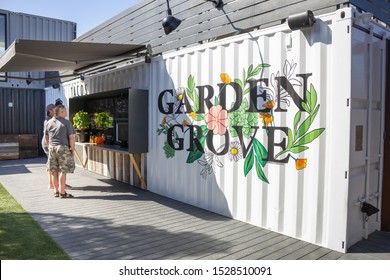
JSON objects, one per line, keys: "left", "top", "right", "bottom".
{"left": 42, "top": 104, "right": 56, "bottom": 189}
{"left": 44, "top": 105, "right": 75, "bottom": 198}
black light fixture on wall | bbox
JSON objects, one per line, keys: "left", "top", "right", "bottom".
{"left": 205, "top": 0, "right": 223, "bottom": 8}
{"left": 162, "top": 0, "right": 181, "bottom": 35}
{"left": 287, "top": 10, "right": 316, "bottom": 30}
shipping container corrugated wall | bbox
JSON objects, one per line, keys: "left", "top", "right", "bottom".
{"left": 54, "top": 7, "right": 388, "bottom": 252}
{"left": 0, "top": 9, "right": 76, "bottom": 88}
{"left": 0, "top": 9, "right": 76, "bottom": 144}
{"left": 54, "top": 62, "right": 150, "bottom": 102}
{"left": 146, "top": 8, "right": 387, "bottom": 252}
{"left": 0, "top": 88, "right": 45, "bottom": 135}
{"left": 347, "top": 17, "right": 388, "bottom": 247}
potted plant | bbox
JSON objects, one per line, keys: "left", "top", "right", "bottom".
{"left": 93, "top": 112, "right": 113, "bottom": 144}
{"left": 94, "top": 112, "right": 112, "bottom": 129}
{"left": 73, "top": 110, "right": 91, "bottom": 142}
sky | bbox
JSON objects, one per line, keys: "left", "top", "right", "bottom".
{"left": 0, "top": 0, "right": 142, "bottom": 37}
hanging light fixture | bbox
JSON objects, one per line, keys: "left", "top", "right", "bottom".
{"left": 162, "top": 0, "right": 181, "bottom": 35}
{"left": 26, "top": 73, "right": 32, "bottom": 85}
{"left": 205, "top": 0, "right": 223, "bottom": 8}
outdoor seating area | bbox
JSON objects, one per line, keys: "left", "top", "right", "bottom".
{"left": 1, "top": 156, "right": 389, "bottom": 260}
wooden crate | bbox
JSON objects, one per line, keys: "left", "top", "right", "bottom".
{"left": 0, "top": 143, "right": 19, "bottom": 160}
{"left": 0, "top": 134, "right": 38, "bottom": 160}
{"left": 18, "top": 134, "right": 38, "bottom": 159}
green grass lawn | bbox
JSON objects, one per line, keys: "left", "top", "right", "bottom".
{"left": 0, "top": 184, "right": 69, "bottom": 260}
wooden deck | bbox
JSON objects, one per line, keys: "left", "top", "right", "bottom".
{"left": 0, "top": 157, "right": 389, "bottom": 260}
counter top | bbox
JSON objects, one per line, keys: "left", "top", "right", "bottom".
{"left": 75, "top": 142, "right": 129, "bottom": 153}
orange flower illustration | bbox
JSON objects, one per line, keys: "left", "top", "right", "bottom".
{"left": 295, "top": 158, "right": 307, "bottom": 170}
{"left": 259, "top": 113, "right": 273, "bottom": 127}
{"left": 263, "top": 100, "right": 275, "bottom": 109}
{"left": 189, "top": 112, "right": 197, "bottom": 120}
{"left": 220, "top": 73, "right": 231, "bottom": 84}
{"left": 162, "top": 116, "right": 167, "bottom": 125}
{"left": 182, "top": 120, "right": 189, "bottom": 127}
{"left": 205, "top": 105, "right": 229, "bottom": 135}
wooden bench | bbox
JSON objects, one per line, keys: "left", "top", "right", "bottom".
{"left": 0, "top": 142, "right": 19, "bottom": 160}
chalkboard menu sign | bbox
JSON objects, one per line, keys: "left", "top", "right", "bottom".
{"left": 84, "top": 95, "right": 128, "bottom": 119}
{"left": 115, "top": 95, "right": 128, "bottom": 119}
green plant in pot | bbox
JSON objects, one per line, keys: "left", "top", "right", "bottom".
{"left": 73, "top": 110, "right": 91, "bottom": 142}
{"left": 93, "top": 112, "right": 113, "bottom": 145}
{"left": 94, "top": 111, "right": 113, "bottom": 131}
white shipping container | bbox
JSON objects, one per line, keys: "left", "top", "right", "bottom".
{"left": 57, "top": 7, "right": 388, "bottom": 252}
{"left": 147, "top": 7, "right": 388, "bottom": 252}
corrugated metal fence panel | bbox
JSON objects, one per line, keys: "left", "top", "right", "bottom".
{"left": 147, "top": 9, "right": 353, "bottom": 252}
{"left": 0, "top": 87, "right": 45, "bottom": 136}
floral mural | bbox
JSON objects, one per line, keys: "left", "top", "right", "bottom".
{"left": 157, "top": 60, "right": 325, "bottom": 184}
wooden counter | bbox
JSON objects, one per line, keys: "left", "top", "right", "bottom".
{"left": 75, "top": 142, "right": 147, "bottom": 189}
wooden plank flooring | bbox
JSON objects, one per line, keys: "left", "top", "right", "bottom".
{"left": 0, "top": 157, "right": 389, "bottom": 260}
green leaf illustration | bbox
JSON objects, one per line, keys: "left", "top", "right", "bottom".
{"left": 248, "top": 64, "right": 253, "bottom": 76}
{"left": 186, "top": 75, "right": 200, "bottom": 113}
{"left": 287, "top": 128, "right": 293, "bottom": 149}
{"left": 310, "top": 83, "right": 317, "bottom": 110}
{"left": 229, "top": 99, "right": 258, "bottom": 139}
{"left": 163, "top": 141, "right": 175, "bottom": 158}
{"left": 290, "top": 146, "right": 309, "bottom": 153}
{"left": 186, "top": 125, "right": 207, "bottom": 163}
{"left": 188, "top": 75, "right": 195, "bottom": 91}
{"left": 253, "top": 138, "right": 268, "bottom": 167}
{"left": 295, "top": 115, "right": 313, "bottom": 140}
{"left": 301, "top": 101, "right": 311, "bottom": 114}
{"left": 234, "top": 78, "right": 243, "bottom": 89}
{"left": 305, "top": 89, "right": 312, "bottom": 112}
{"left": 294, "top": 128, "right": 325, "bottom": 147}
{"left": 251, "top": 65, "right": 259, "bottom": 76}
{"left": 310, "top": 104, "right": 320, "bottom": 123}
{"left": 192, "top": 88, "right": 199, "bottom": 112}
{"left": 244, "top": 148, "right": 255, "bottom": 176}
{"left": 294, "top": 111, "right": 301, "bottom": 134}
{"left": 255, "top": 157, "right": 269, "bottom": 183}
{"left": 194, "top": 114, "right": 204, "bottom": 121}
{"left": 252, "top": 64, "right": 270, "bottom": 76}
